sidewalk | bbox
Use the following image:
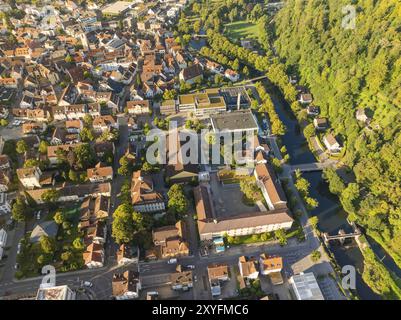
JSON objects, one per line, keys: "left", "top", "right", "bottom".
{"left": 13, "top": 265, "right": 109, "bottom": 284}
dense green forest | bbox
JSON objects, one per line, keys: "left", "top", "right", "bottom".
{"left": 274, "top": 0, "right": 401, "bottom": 266}
{"left": 180, "top": 0, "right": 401, "bottom": 297}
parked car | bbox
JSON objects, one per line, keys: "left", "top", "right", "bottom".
{"left": 36, "top": 211, "right": 41, "bottom": 220}
{"left": 17, "top": 243, "right": 22, "bottom": 254}
{"left": 186, "top": 265, "right": 195, "bottom": 269}
{"left": 167, "top": 258, "right": 177, "bottom": 264}
{"left": 14, "top": 263, "right": 19, "bottom": 270}
{"left": 84, "top": 281, "right": 93, "bottom": 288}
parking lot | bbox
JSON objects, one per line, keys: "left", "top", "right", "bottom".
{"left": 140, "top": 280, "right": 195, "bottom": 300}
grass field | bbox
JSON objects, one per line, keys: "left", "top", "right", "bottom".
{"left": 224, "top": 21, "right": 261, "bottom": 41}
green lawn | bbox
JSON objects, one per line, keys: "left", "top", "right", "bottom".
{"left": 226, "top": 220, "right": 305, "bottom": 246}
{"left": 224, "top": 21, "right": 261, "bottom": 41}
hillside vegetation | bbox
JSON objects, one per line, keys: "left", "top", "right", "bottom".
{"left": 274, "top": 0, "right": 401, "bottom": 266}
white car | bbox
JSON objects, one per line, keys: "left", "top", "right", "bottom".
{"left": 167, "top": 258, "right": 177, "bottom": 264}
{"left": 84, "top": 281, "right": 93, "bottom": 287}
{"left": 17, "top": 243, "right": 22, "bottom": 254}
{"left": 186, "top": 265, "right": 195, "bottom": 269}
{"left": 36, "top": 211, "right": 41, "bottom": 220}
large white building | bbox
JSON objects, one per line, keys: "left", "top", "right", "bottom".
{"left": 254, "top": 162, "right": 287, "bottom": 211}
{"left": 194, "top": 185, "right": 293, "bottom": 241}
{"left": 289, "top": 272, "right": 325, "bottom": 300}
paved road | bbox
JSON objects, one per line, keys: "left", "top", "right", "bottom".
{"left": 0, "top": 224, "right": 24, "bottom": 284}
{"left": 137, "top": 235, "right": 332, "bottom": 300}
{"left": 0, "top": 258, "right": 138, "bottom": 299}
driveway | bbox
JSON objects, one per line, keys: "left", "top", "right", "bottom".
{"left": 310, "top": 136, "right": 328, "bottom": 161}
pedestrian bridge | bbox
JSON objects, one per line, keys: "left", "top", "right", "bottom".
{"left": 322, "top": 223, "right": 362, "bottom": 245}
{"left": 290, "top": 161, "right": 336, "bottom": 173}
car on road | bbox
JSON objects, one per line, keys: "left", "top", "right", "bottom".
{"left": 193, "top": 275, "right": 197, "bottom": 282}
{"left": 36, "top": 211, "right": 41, "bottom": 220}
{"left": 186, "top": 265, "right": 195, "bottom": 269}
{"left": 17, "top": 243, "right": 22, "bottom": 254}
{"left": 167, "top": 258, "right": 177, "bottom": 264}
{"left": 84, "top": 281, "right": 93, "bottom": 288}
{"left": 14, "top": 263, "right": 19, "bottom": 270}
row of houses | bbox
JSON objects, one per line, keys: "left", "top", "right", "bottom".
{"left": 295, "top": 82, "right": 344, "bottom": 155}
{"left": 81, "top": 195, "right": 110, "bottom": 269}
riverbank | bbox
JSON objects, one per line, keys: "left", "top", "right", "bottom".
{"left": 264, "top": 84, "right": 382, "bottom": 299}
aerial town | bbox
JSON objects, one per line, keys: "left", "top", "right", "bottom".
{"left": 0, "top": 0, "right": 400, "bottom": 303}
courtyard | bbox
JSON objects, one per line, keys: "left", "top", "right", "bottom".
{"left": 209, "top": 172, "right": 260, "bottom": 219}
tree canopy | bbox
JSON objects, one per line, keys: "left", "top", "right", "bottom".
{"left": 167, "top": 184, "right": 188, "bottom": 218}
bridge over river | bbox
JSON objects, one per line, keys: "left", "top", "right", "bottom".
{"left": 289, "top": 160, "right": 337, "bottom": 173}
{"left": 322, "top": 222, "right": 362, "bottom": 245}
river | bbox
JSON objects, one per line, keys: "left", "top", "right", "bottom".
{"left": 189, "top": 30, "right": 207, "bottom": 52}
{"left": 269, "top": 91, "right": 383, "bottom": 300}
{"left": 187, "top": 29, "right": 401, "bottom": 298}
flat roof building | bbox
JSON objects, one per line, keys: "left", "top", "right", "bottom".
{"left": 210, "top": 110, "right": 258, "bottom": 133}
{"left": 289, "top": 272, "right": 324, "bottom": 300}
{"left": 36, "top": 285, "right": 76, "bottom": 300}
{"left": 102, "top": 1, "right": 133, "bottom": 16}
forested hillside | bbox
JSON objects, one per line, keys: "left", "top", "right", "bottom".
{"left": 274, "top": 0, "right": 401, "bottom": 263}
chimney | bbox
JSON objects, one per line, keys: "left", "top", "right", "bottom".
{"left": 237, "top": 93, "right": 241, "bottom": 110}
